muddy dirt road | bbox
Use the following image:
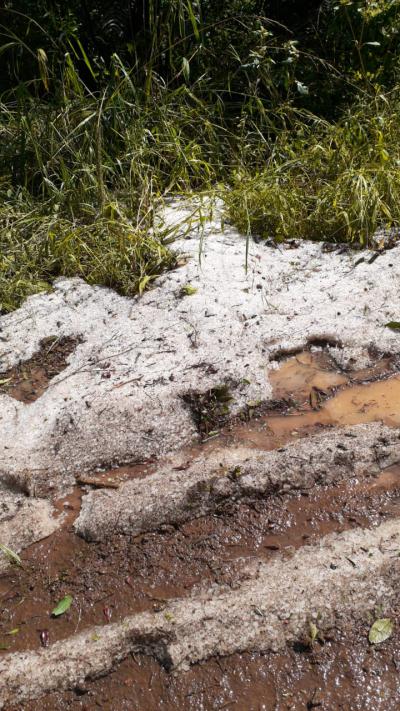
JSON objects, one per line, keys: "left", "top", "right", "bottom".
{"left": 1, "top": 346, "right": 400, "bottom": 709}
{"left": 1, "top": 226, "right": 400, "bottom": 709}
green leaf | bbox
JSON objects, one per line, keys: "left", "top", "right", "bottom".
{"left": 52, "top": 595, "right": 73, "bottom": 617}
{"left": 385, "top": 321, "right": 400, "bottom": 330}
{"left": 309, "top": 622, "right": 319, "bottom": 642}
{"left": 138, "top": 275, "right": 152, "bottom": 295}
{"left": 368, "top": 618, "right": 393, "bottom": 644}
{"left": 7, "top": 628, "right": 19, "bottom": 636}
{"left": 0, "top": 378, "right": 12, "bottom": 386}
{"left": 181, "top": 284, "right": 197, "bottom": 296}
{"left": 0, "top": 544, "right": 22, "bottom": 567}
{"left": 186, "top": 1, "right": 200, "bottom": 40}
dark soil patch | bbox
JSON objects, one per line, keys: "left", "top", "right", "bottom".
{"left": 182, "top": 382, "right": 236, "bottom": 437}
{"left": 0, "top": 335, "right": 80, "bottom": 403}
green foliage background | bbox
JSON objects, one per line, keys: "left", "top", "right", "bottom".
{"left": 1, "top": 0, "right": 400, "bottom": 311}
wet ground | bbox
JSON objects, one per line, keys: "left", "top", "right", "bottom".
{"left": 0, "top": 335, "right": 79, "bottom": 404}
{"left": 18, "top": 625, "right": 400, "bottom": 711}
{"left": 1, "top": 346, "right": 400, "bottom": 709}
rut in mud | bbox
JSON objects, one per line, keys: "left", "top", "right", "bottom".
{"left": 2, "top": 225, "right": 400, "bottom": 709}
{"left": 0, "top": 335, "right": 80, "bottom": 404}
{"left": 1, "top": 347, "right": 400, "bottom": 710}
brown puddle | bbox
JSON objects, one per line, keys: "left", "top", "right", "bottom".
{"left": 268, "top": 375, "right": 400, "bottom": 434}
{"left": 0, "top": 335, "right": 80, "bottom": 403}
{"left": 2, "top": 348, "right": 400, "bottom": 710}
{"left": 229, "top": 350, "right": 400, "bottom": 449}
{"left": 269, "top": 350, "right": 349, "bottom": 401}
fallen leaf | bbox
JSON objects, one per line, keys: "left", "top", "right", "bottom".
{"left": 309, "top": 622, "right": 319, "bottom": 642}
{"left": 385, "top": 321, "right": 400, "bottom": 331}
{"left": 6, "top": 628, "right": 19, "bottom": 636}
{"left": 309, "top": 387, "right": 320, "bottom": 410}
{"left": 0, "top": 544, "right": 22, "bottom": 567}
{"left": 52, "top": 594, "right": 73, "bottom": 617}
{"left": 176, "top": 257, "right": 189, "bottom": 267}
{"left": 368, "top": 618, "right": 393, "bottom": 645}
{"left": 181, "top": 284, "right": 198, "bottom": 296}
{"left": 247, "top": 400, "right": 261, "bottom": 408}
{"left": 77, "top": 475, "right": 120, "bottom": 489}
{"left": 103, "top": 606, "right": 112, "bottom": 623}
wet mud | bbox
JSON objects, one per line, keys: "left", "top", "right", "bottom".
{"left": 229, "top": 350, "right": 400, "bottom": 450}
{"left": 0, "top": 336, "right": 79, "bottom": 403}
{"left": 2, "top": 348, "right": 400, "bottom": 709}
{"left": 17, "top": 624, "right": 400, "bottom": 711}
{"left": 2, "top": 463, "right": 400, "bottom": 654}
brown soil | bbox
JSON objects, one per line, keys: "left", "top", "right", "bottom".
{"left": 17, "top": 625, "right": 400, "bottom": 711}
{"left": 0, "top": 335, "right": 80, "bottom": 403}
{"left": 2, "top": 465, "right": 400, "bottom": 655}
{"left": 2, "top": 349, "right": 400, "bottom": 710}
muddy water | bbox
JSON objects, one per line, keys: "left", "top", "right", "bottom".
{"left": 268, "top": 375, "right": 400, "bottom": 434}
{"left": 4, "top": 469, "right": 400, "bottom": 710}
{"left": 2, "top": 349, "right": 400, "bottom": 710}
{"left": 230, "top": 350, "right": 400, "bottom": 449}
{"left": 4, "top": 469, "right": 400, "bottom": 654}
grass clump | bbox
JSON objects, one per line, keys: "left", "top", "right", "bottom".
{"left": 226, "top": 92, "right": 400, "bottom": 245}
{"left": 0, "top": 59, "right": 223, "bottom": 313}
{"left": 0, "top": 200, "right": 177, "bottom": 312}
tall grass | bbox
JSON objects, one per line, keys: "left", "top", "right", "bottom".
{"left": 0, "top": 32, "right": 278, "bottom": 313}
{"left": 1, "top": 2, "right": 400, "bottom": 313}
{"left": 225, "top": 91, "right": 400, "bottom": 245}
{"left": 0, "top": 54, "right": 237, "bottom": 312}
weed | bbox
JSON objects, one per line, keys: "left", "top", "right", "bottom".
{"left": 182, "top": 383, "right": 234, "bottom": 437}
{"left": 225, "top": 92, "right": 400, "bottom": 245}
